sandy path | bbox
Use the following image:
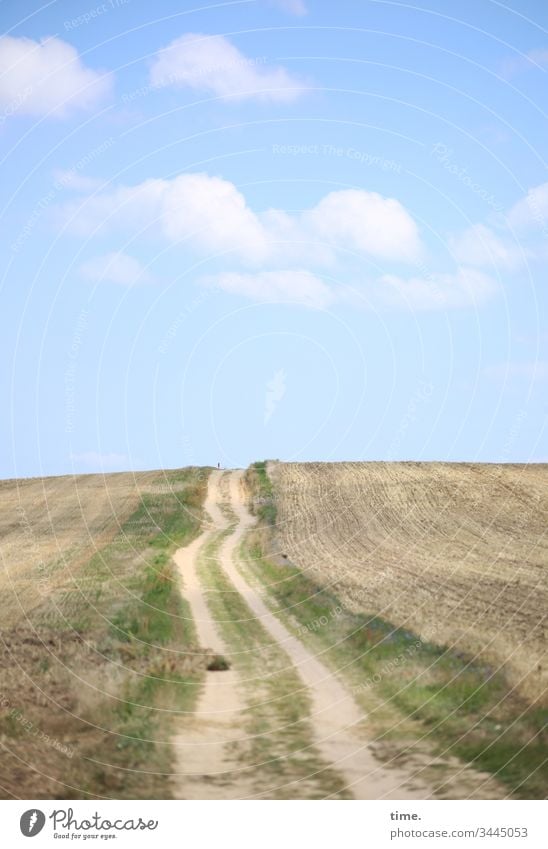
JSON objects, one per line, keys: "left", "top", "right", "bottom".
{"left": 172, "top": 469, "right": 437, "bottom": 799}
{"left": 172, "top": 471, "right": 249, "bottom": 799}
{"left": 171, "top": 470, "right": 506, "bottom": 799}
{"left": 224, "top": 470, "right": 430, "bottom": 800}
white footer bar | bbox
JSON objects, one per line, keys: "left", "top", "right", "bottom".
{"left": 3, "top": 800, "right": 545, "bottom": 849}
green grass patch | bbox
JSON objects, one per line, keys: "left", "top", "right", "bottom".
{"left": 245, "top": 461, "right": 277, "bottom": 525}
{"left": 82, "top": 469, "right": 211, "bottom": 794}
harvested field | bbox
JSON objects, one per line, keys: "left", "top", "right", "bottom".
{"left": 269, "top": 462, "right": 548, "bottom": 703}
{"left": 0, "top": 468, "right": 209, "bottom": 799}
{"left": 0, "top": 471, "right": 159, "bottom": 628}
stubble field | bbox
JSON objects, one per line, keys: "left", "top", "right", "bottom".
{"left": 269, "top": 462, "right": 548, "bottom": 703}
{"left": 0, "top": 469, "right": 208, "bottom": 799}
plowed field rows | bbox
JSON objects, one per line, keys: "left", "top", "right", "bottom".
{"left": 270, "top": 462, "right": 548, "bottom": 701}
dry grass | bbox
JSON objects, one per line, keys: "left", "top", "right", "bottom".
{"left": 0, "top": 471, "right": 158, "bottom": 628}
{"left": 0, "top": 468, "right": 210, "bottom": 799}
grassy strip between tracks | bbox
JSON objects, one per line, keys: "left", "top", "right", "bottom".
{"left": 196, "top": 527, "right": 351, "bottom": 799}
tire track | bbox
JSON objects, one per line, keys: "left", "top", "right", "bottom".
{"left": 224, "top": 469, "right": 431, "bottom": 799}
{"left": 171, "top": 472, "right": 249, "bottom": 800}
{"left": 172, "top": 469, "right": 432, "bottom": 799}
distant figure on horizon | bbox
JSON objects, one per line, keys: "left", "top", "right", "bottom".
{"left": 217, "top": 462, "right": 220, "bottom": 469}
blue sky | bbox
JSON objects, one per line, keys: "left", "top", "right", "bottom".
{"left": 1, "top": 0, "right": 547, "bottom": 477}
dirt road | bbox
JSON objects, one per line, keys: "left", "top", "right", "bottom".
{"left": 172, "top": 470, "right": 504, "bottom": 800}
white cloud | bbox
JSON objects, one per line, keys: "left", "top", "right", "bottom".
{"left": 207, "top": 266, "right": 498, "bottom": 311}
{"left": 205, "top": 269, "right": 334, "bottom": 308}
{"left": 501, "top": 48, "right": 548, "bottom": 79}
{"left": 449, "top": 223, "right": 525, "bottom": 271}
{"left": 162, "top": 173, "right": 270, "bottom": 262}
{"left": 303, "top": 189, "right": 423, "bottom": 263}
{"left": 79, "top": 252, "right": 152, "bottom": 286}
{"left": 149, "top": 33, "right": 307, "bottom": 102}
{"left": 59, "top": 173, "right": 424, "bottom": 267}
{"left": 447, "top": 181, "right": 548, "bottom": 272}
{"left": 380, "top": 267, "right": 498, "bottom": 310}
{"left": 0, "top": 35, "right": 110, "bottom": 117}
{"left": 61, "top": 174, "right": 269, "bottom": 263}
{"left": 506, "top": 181, "right": 548, "bottom": 233}
{"left": 269, "top": 0, "right": 308, "bottom": 14}
{"left": 58, "top": 173, "right": 507, "bottom": 313}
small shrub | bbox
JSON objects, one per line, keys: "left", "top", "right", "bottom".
{"left": 206, "top": 654, "right": 230, "bottom": 671}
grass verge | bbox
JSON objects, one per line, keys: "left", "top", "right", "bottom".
{"left": 245, "top": 460, "right": 277, "bottom": 525}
